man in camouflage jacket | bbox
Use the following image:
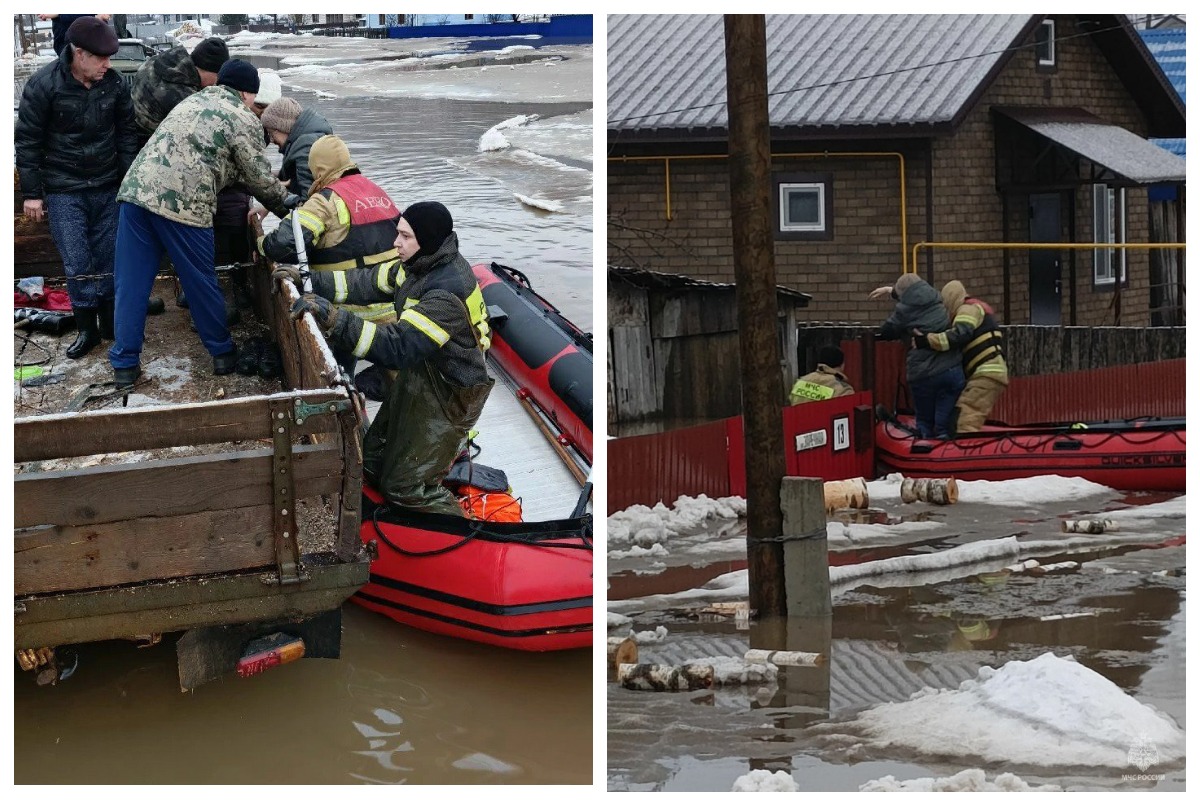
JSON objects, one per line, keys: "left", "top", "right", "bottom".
{"left": 108, "top": 59, "right": 296, "bottom": 386}
{"left": 130, "top": 37, "right": 229, "bottom": 145}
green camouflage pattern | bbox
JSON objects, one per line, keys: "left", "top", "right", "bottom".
{"left": 118, "top": 85, "right": 288, "bottom": 227}
{"left": 129, "top": 45, "right": 201, "bottom": 138}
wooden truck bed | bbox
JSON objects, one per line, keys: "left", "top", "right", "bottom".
{"left": 14, "top": 234, "right": 370, "bottom": 689}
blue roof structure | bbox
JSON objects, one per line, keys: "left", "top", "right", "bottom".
{"left": 1139, "top": 28, "right": 1185, "bottom": 104}
{"left": 1139, "top": 28, "right": 1185, "bottom": 159}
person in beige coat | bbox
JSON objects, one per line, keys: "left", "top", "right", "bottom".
{"left": 790, "top": 345, "right": 855, "bottom": 404}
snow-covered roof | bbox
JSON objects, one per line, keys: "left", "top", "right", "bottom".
{"left": 608, "top": 15, "right": 1034, "bottom": 135}
{"left": 1138, "top": 27, "right": 1185, "bottom": 104}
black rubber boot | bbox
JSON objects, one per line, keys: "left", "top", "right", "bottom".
{"left": 97, "top": 298, "right": 115, "bottom": 340}
{"left": 213, "top": 345, "right": 239, "bottom": 376}
{"left": 114, "top": 365, "right": 141, "bottom": 389}
{"left": 66, "top": 308, "right": 101, "bottom": 359}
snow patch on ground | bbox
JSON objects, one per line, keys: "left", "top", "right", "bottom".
{"left": 143, "top": 356, "right": 191, "bottom": 392}
{"left": 607, "top": 612, "right": 632, "bottom": 630}
{"left": 731, "top": 769, "right": 799, "bottom": 792}
{"left": 848, "top": 652, "right": 1185, "bottom": 768}
{"left": 867, "top": 472, "right": 1115, "bottom": 504}
{"left": 631, "top": 626, "right": 668, "bottom": 644}
{"left": 861, "top": 769, "right": 1062, "bottom": 791}
{"left": 607, "top": 494, "right": 747, "bottom": 558}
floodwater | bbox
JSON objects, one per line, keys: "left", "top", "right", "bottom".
{"left": 314, "top": 92, "right": 593, "bottom": 330}
{"left": 16, "top": 608, "right": 590, "bottom": 784}
{"left": 607, "top": 492, "right": 1186, "bottom": 791}
{"left": 14, "top": 85, "right": 593, "bottom": 786}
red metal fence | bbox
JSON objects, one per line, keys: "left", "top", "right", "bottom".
{"left": 609, "top": 393, "right": 875, "bottom": 513}
{"left": 607, "top": 361, "right": 1183, "bottom": 514}
{"left": 992, "top": 358, "right": 1185, "bottom": 424}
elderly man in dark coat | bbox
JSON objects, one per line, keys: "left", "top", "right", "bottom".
{"left": 16, "top": 17, "right": 138, "bottom": 358}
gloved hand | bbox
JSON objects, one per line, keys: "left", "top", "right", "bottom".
{"left": 282, "top": 193, "right": 302, "bottom": 210}
{"left": 290, "top": 293, "right": 337, "bottom": 331}
{"left": 868, "top": 285, "right": 894, "bottom": 301}
{"left": 272, "top": 265, "right": 302, "bottom": 287}
{"left": 912, "top": 333, "right": 931, "bottom": 350}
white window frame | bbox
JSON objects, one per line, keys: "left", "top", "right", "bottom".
{"left": 778, "top": 182, "right": 826, "bottom": 233}
{"left": 1037, "top": 19, "right": 1056, "bottom": 67}
{"left": 1093, "top": 183, "right": 1126, "bottom": 285}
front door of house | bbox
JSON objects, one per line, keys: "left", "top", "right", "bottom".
{"left": 1028, "top": 193, "right": 1062, "bottom": 325}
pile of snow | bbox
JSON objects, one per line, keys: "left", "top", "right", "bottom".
{"left": 830, "top": 536, "right": 1020, "bottom": 588}
{"left": 630, "top": 626, "right": 668, "bottom": 644}
{"left": 851, "top": 653, "right": 1185, "bottom": 768}
{"left": 731, "top": 770, "right": 799, "bottom": 792}
{"left": 861, "top": 769, "right": 1061, "bottom": 791}
{"left": 868, "top": 473, "right": 1114, "bottom": 505}
{"left": 478, "top": 113, "right": 539, "bottom": 152}
{"left": 608, "top": 494, "right": 746, "bottom": 559}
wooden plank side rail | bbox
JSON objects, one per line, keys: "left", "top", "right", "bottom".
{"left": 14, "top": 443, "right": 343, "bottom": 529}
{"left": 14, "top": 389, "right": 348, "bottom": 463}
{"left": 15, "top": 505, "right": 276, "bottom": 596}
{"left": 16, "top": 559, "right": 370, "bottom": 649}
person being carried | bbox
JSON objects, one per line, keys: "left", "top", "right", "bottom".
{"left": 109, "top": 59, "right": 297, "bottom": 387}
{"left": 914, "top": 280, "right": 1008, "bottom": 435}
{"left": 16, "top": 17, "right": 138, "bottom": 359}
{"left": 789, "top": 345, "right": 854, "bottom": 404}
{"left": 287, "top": 202, "right": 493, "bottom": 516}
{"left": 871, "top": 273, "right": 964, "bottom": 439}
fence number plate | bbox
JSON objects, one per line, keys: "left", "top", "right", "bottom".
{"left": 832, "top": 416, "right": 850, "bottom": 451}
{"left": 795, "top": 429, "right": 827, "bottom": 452}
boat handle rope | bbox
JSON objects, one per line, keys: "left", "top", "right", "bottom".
{"left": 370, "top": 506, "right": 593, "bottom": 558}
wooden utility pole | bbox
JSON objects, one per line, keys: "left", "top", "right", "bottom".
{"left": 724, "top": 15, "right": 786, "bottom": 619}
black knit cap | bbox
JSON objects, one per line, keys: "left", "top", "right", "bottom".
{"left": 191, "top": 37, "right": 229, "bottom": 73}
{"left": 216, "top": 58, "right": 259, "bottom": 94}
{"left": 401, "top": 202, "right": 454, "bottom": 257}
{"left": 67, "top": 16, "right": 119, "bottom": 56}
{"left": 818, "top": 345, "right": 844, "bottom": 368}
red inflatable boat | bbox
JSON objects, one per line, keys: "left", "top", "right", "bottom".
{"left": 352, "top": 486, "right": 593, "bottom": 651}
{"left": 875, "top": 415, "right": 1185, "bottom": 491}
{"left": 472, "top": 263, "right": 593, "bottom": 466}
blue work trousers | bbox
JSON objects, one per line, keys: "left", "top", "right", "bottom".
{"left": 45, "top": 189, "right": 118, "bottom": 309}
{"left": 108, "top": 203, "right": 232, "bottom": 370}
{"left": 910, "top": 365, "right": 966, "bottom": 439}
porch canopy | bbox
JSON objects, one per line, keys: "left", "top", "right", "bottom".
{"left": 998, "top": 107, "right": 1186, "bottom": 184}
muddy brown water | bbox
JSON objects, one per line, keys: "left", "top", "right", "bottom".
{"left": 14, "top": 92, "right": 594, "bottom": 785}
{"left": 16, "top": 607, "right": 590, "bottom": 784}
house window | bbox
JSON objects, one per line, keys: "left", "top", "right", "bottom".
{"left": 1036, "top": 19, "right": 1056, "bottom": 67}
{"left": 772, "top": 173, "right": 834, "bottom": 241}
{"left": 1093, "top": 183, "right": 1126, "bottom": 285}
{"left": 464, "top": 14, "right": 474, "bottom": 20}
{"left": 780, "top": 183, "right": 824, "bottom": 231}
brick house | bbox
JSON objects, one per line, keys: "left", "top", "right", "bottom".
{"left": 608, "top": 14, "right": 1186, "bottom": 327}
